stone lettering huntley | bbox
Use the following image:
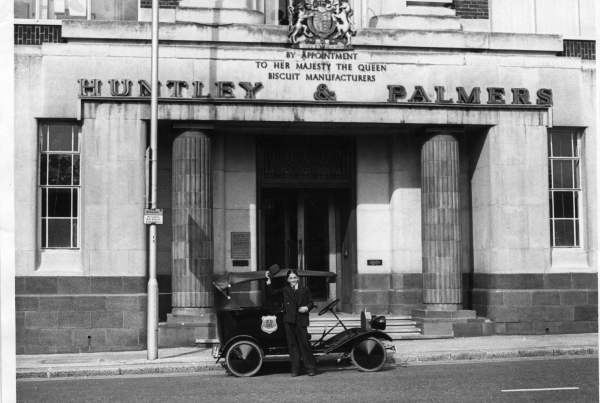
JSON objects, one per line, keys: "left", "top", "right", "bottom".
{"left": 78, "top": 79, "right": 554, "bottom": 105}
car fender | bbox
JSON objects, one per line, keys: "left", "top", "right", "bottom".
{"left": 323, "top": 330, "right": 392, "bottom": 354}
{"left": 216, "top": 335, "right": 264, "bottom": 363}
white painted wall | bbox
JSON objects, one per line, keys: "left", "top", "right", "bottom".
{"left": 356, "top": 136, "right": 392, "bottom": 275}
{"left": 490, "top": 0, "right": 596, "bottom": 38}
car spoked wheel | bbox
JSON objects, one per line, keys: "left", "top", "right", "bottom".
{"left": 351, "top": 337, "right": 387, "bottom": 372}
{"left": 225, "top": 340, "right": 263, "bottom": 377}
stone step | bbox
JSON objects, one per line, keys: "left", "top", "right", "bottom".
{"left": 309, "top": 320, "right": 418, "bottom": 327}
{"left": 307, "top": 313, "right": 423, "bottom": 341}
{"left": 311, "top": 315, "right": 412, "bottom": 321}
{"left": 308, "top": 326, "right": 420, "bottom": 334}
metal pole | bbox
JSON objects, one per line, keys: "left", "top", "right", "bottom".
{"left": 147, "top": 0, "right": 159, "bottom": 361}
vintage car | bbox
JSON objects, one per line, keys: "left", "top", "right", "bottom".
{"left": 212, "top": 269, "right": 393, "bottom": 377}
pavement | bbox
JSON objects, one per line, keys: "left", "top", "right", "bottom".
{"left": 17, "top": 333, "right": 598, "bottom": 379}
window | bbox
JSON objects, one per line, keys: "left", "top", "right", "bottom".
{"left": 548, "top": 131, "right": 582, "bottom": 247}
{"left": 14, "top": 0, "right": 138, "bottom": 21}
{"left": 39, "top": 123, "right": 80, "bottom": 249}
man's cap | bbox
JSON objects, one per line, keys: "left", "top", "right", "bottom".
{"left": 268, "top": 264, "right": 282, "bottom": 278}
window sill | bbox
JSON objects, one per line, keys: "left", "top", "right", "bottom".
{"left": 37, "top": 249, "right": 83, "bottom": 274}
{"left": 549, "top": 249, "right": 589, "bottom": 272}
{"left": 15, "top": 19, "right": 62, "bottom": 26}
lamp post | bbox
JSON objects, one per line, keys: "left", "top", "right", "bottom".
{"left": 147, "top": 0, "right": 160, "bottom": 361}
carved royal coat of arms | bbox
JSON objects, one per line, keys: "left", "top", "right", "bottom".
{"left": 288, "top": 0, "right": 357, "bottom": 49}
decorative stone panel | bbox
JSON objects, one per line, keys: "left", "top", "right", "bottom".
{"left": 454, "top": 0, "right": 489, "bottom": 19}
{"left": 14, "top": 25, "right": 62, "bottom": 45}
{"left": 559, "top": 40, "right": 596, "bottom": 60}
{"left": 140, "top": 0, "right": 180, "bottom": 9}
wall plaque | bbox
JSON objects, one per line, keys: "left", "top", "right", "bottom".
{"left": 367, "top": 260, "right": 382, "bottom": 266}
{"left": 231, "top": 232, "right": 251, "bottom": 259}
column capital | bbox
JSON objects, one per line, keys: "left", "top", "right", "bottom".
{"left": 421, "top": 126, "right": 464, "bottom": 144}
{"left": 173, "top": 124, "right": 214, "bottom": 140}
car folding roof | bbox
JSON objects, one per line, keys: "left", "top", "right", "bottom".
{"left": 213, "top": 270, "right": 337, "bottom": 309}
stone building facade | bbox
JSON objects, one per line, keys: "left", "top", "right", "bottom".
{"left": 13, "top": 0, "right": 597, "bottom": 353}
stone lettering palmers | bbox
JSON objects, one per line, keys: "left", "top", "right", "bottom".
{"left": 79, "top": 78, "right": 554, "bottom": 106}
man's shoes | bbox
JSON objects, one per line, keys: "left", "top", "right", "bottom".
{"left": 291, "top": 373, "right": 299, "bottom": 377}
{"left": 308, "top": 369, "right": 316, "bottom": 376}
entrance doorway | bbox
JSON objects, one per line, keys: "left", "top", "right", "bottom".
{"left": 261, "top": 189, "right": 348, "bottom": 301}
{"left": 258, "top": 135, "right": 356, "bottom": 309}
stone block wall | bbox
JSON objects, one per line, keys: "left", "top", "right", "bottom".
{"left": 16, "top": 277, "right": 148, "bottom": 354}
{"left": 454, "top": 0, "right": 489, "bottom": 19}
{"left": 353, "top": 273, "right": 424, "bottom": 315}
{"left": 472, "top": 273, "right": 598, "bottom": 335}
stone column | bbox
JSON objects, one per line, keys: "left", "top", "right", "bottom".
{"left": 172, "top": 130, "right": 213, "bottom": 315}
{"left": 420, "top": 130, "right": 462, "bottom": 310}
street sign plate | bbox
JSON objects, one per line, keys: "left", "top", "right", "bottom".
{"left": 144, "top": 209, "right": 164, "bottom": 224}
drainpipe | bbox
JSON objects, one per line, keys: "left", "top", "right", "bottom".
{"left": 147, "top": 0, "right": 160, "bottom": 361}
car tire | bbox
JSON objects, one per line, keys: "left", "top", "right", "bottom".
{"left": 350, "top": 337, "right": 387, "bottom": 372}
{"left": 225, "top": 340, "right": 264, "bottom": 377}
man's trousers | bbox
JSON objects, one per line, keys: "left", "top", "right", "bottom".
{"left": 284, "top": 322, "right": 317, "bottom": 374}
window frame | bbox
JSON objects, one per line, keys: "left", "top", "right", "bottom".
{"left": 548, "top": 130, "right": 583, "bottom": 249}
{"left": 38, "top": 122, "right": 82, "bottom": 250}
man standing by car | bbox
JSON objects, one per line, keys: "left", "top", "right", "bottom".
{"left": 266, "top": 268, "right": 317, "bottom": 377}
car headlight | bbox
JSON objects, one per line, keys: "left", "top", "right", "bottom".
{"left": 370, "top": 315, "right": 386, "bottom": 331}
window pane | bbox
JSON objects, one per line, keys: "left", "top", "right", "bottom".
{"left": 47, "top": 219, "right": 72, "bottom": 248}
{"left": 41, "top": 219, "right": 47, "bottom": 248}
{"left": 41, "top": 188, "right": 47, "bottom": 217}
{"left": 48, "top": 154, "right": 73, "bottom": 185}
{"left": 42, "top": 124, "right": 49, "bottom": 151}
{"left": 553, "top": 191, "right": 575, "bottom": 219}
{"left": 91, "top": 0, "right": 138, "bottom": 21}
{"left": 73, "top": 188, "right": 78, "bottom": 218}
{"left": 72, "top": 219, "right": 78, "bottom": 248}
{"left": 48, "top": 124, "right": 73, "bottom": 152}
{"left": 15, "top": 0, "right": 36, "bottom": 18}
{"left": 554, "top": 220, "right": 575, "bottom": 247}
{"left": 47, "top": 188, "right": 72, "bottom": 217}
{"left": 574, "top": 160, "right": 580, "bottom": 188}
{"left": 552, "top": 160, "right": 574, "bottom": 189}
{"left": 73, "top": 155, "right": 80, "bottom": 185}
{"left": 40, "top": 154, "right": 48, "bottom": 185}
{"left": 575, "top": 220, "right": 580, "bottom": 246}
{"left": 73, "top": 129, "right": 79, "bottom": 152}
{"left": 551, "top": 132, "right": 574, "bottom": 157}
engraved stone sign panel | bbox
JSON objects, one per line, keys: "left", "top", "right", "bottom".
{"left": 231, "top": 232, "right": 251, "bottom": 259}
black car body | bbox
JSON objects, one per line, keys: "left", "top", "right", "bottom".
{"left": 212, "top": 270, "right": 394, "bottom": 377}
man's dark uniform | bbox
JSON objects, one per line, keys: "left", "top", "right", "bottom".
{"left": 267, "top": 282, "right": 317, "bottom": 374}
